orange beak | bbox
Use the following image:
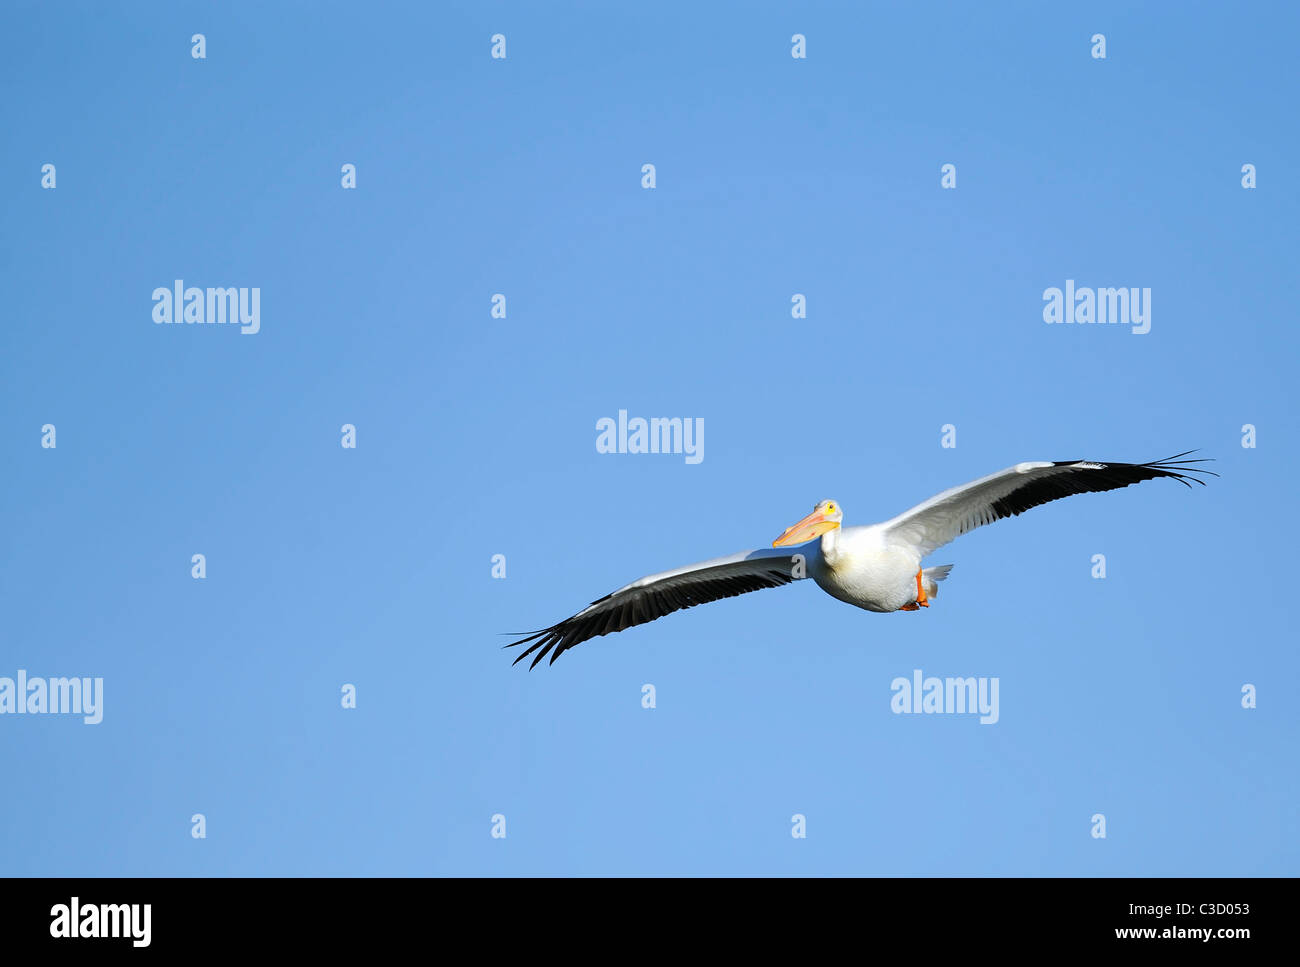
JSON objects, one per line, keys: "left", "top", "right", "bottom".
{"left": 772, "top": 509, "right": 839, "bottom": 547}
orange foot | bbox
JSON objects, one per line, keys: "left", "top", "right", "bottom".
{"left": 914, "top": 567, "right": 930, "bottom": 608}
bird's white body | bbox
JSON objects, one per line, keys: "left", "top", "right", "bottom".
{"left": 810, "top": 525, "right": 921, "bottom": 613}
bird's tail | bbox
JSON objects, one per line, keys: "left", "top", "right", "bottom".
{"left": 923, "top": 565, "right": 954, "bottom": 599}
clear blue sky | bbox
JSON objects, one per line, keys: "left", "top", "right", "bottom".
{"left": 2, "top": 1, "right": 1295, "bottom": 875}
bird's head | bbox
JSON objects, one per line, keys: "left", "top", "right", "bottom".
{"left": 772, "top": 499, "right": 843, "bottom": 547}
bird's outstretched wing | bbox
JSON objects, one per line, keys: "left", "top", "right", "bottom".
{"left": 879, "top": 452, "right": 1215, "bottom": 558}
{"left": 506, "top": 547, "right": 808, "bottom": 669}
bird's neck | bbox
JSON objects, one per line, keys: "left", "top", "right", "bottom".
{"left": 820, "top": 527, "right": 842, "bottom": 566}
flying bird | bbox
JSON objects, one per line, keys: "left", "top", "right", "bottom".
{"left": 507, "top": 453, "right": 1215, "bottom": 668}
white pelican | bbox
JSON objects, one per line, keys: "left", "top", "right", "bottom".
{"left": 508, "top": 453, "right": 1214, "bottom": 668}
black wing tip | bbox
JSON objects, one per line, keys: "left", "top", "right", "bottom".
{"left": 500, "top": 622, "right": 575, "bottom": 670}
{"left": 1057, "top": 451, "right": 1220, "bottom": 485}
{"left": 500, "top": 627, "right": 553, "bottom": 670}
{"left": 1143, "top": 451, "right": 1220, "bottom": 486}
{"left": 987, "top": 450, "right": 1218, "bottom": 523}
{"left": 1149, "top": 449, "right": 1218, "bottom": 467}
